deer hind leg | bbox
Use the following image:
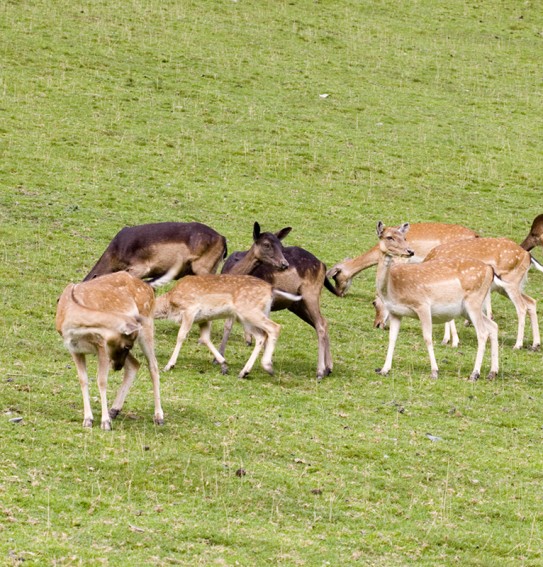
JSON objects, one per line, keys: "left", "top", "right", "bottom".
{"left": 417, "top": 308, "right": 439, "bottom": 379}
{"left": 238, "top": 326, "right": 267, "bottom": 379}
{"left": 521, "top": 293, "right": 540, "bottom": 350}
{"left": 198, "top": 321, "right": 228, "bottom": 374}
{"left": 217, "top": 317, "right": 234, "bottom": 361}
{"left": 464, "top": 303, "right": 492, "bottom": 381}
{"left": 289, "top": 298, "right": 332, "bottom": 379}
{"left": 484, "top": 314, "right": 499, "bottom": 380}
{"left": 258, "top": 318, "right": 281, "bottom": 375}
{"left": 109, "top": 353, "right": 140, "bottom": 420}
{"left": 72, "top": 353, "right": 94, "bottom": 428}
{"left": 501, "top": 284, "right": 528, "bottom": 350}
{"left": 377, "top": 314, "right": 401, "bottom": 376}
{"left": 135, "top": 318, "right": 164, "bottom": 425}
{"left": 164, "top": 314, "right": 194, "bottom": 371}
{"left": 442, "top": 320, "right": 459, "bottom": 347}
{"left": 217, "top": 317, "right": 253, "bottom": 363}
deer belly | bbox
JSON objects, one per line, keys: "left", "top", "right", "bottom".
{"left": 386, "top": 303, "right": 417, "bottom": 318}
{"left": 192, "top": 303, "right": 235, "bottom": 321}
{"left": 430, "top": 301, "right": 464, "bottom": 323}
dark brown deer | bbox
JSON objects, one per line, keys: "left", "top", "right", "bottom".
{"left": 520, "top": 214, "right": 543, "bottom": 252}
{"left": 219, "top": 222, "right": 340, "bottom": 380}
{"left": 56, "top": 272, "right": 164, "bottom": 430}
{"left": 84, "top": 222, "right": 227, "bottom": 288}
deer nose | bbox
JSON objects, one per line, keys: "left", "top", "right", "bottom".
{"left": 407, "top": 249, "right": 415, "bottom": 257}
{"left": 280, "top": 260, "right": 289, "bottom": 270}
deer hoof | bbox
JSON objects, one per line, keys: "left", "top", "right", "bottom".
{"left": 375, "top": 368, "right": 389, "bottom": 376}
{"left": 220, "top": 363, "right": 229, "bottom": 375}
{"left": 487, "top": 371, "right": 497, "bottom": 381}
{"left": 101, "top": 420, "right": 112, "bottom": 431}
{"left": 82, "top": 418, "right": 93, "bottom": 428}
{"left": 109, "top": 408, "right": 120, "bottom": 420}
{"left": 154, "top": 415, "right": 165, "bottom": 426}
{"left": 238, "top": 371, "right": 249, "bottom": 379}
{"left": 430, "top": 371, "right": 439, "bottom": 380}
{"left": 530, "top": 344, "right": 540, "bottom": 352}
{"left": 468, "top": 372, "right": 480, "bottom": 382}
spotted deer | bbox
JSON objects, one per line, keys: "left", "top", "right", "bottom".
{"left": 56, "top": 272, "right": 164, "bottom": 430}
{"left": 374, "top": 222, "right": 500, "bottom": 381}
{"left": 84, "top": 222, "right": 227, "bottom": 288}
{"left": 424, "top": 237, "right": 542, "bottom": 350}
{"left": 327, "top": 222, "right": 478, "bottom": 297}
{"left": 154, "top": 274, "right": 301, "bottom": 379}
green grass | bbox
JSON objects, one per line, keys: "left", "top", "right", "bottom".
{"left": 2, "top": 0, "right": 543, "bottom": 564}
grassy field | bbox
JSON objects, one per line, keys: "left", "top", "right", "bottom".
{"left": 2, "top": 0, "right": 543, "bottom": 564}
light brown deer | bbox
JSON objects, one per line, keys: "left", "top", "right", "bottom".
{"left": 56, "top": 272, "right": 164, "bottom": 430}
{"left": 520, "top": 214, "right": 543, "bottom": 252}
{"left": 154, "top": 274, "right": 301, "bottom": 379}
{"left": 424, "top": 237, "right": 542, "bottom": 350}
{"left": 219, "top": 223, "right": 339, "bottom": 379}
{"left": 84, "top": 222, "right": 227, "bottom": 288}
{"left": 374, "top": 222, "right": 500, "bottom": 381}
{"left": 327, "top": 222, "right": 478, "bottom": 297}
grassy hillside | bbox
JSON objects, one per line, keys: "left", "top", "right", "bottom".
{"left": 2, "top": 1, "right": 543, "bottom": 564}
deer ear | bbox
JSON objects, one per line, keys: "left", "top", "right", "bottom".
{"left": 253, "top": 222, "right": 261, "bottom": 241}
{"left": 399, "top": 222, "right": 410, "bottom": 235}
{"left": 275, "top": 227, "right": 292, "bottom": 241}
{"left": 376, "top": 221, "right": 384, "bottom": 237}
{"left": 120, "top": 317, "right": 141, "bottom": 336}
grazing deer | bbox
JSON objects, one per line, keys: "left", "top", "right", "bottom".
{"left": 56, "top": 272, "right": 164, "bottom": 430}
{"left": 84, "top": 222, "right": 227, "bottom": 288}
{"left": 424, "top": 237, "right": 542, "bottom": 350}
{"left": 520, "top": 214, "right": 543, "bottom": 252}
{"left": 219, "top": 223, "right": 340, "bottom": 379}
{"left": 327, "top": 222, "right": 478, "bottom": 297}
{"left": 154, "top": 274, "right": 301, "bottom": 379}
{"left": 374, "top": 222, "right": 500, "bottom": 381}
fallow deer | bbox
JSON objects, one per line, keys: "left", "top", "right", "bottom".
{"left": 520, "top": 214, "right": 543, "bottom": 252}
{"left": 56, "top": 272, "right": 164, "bottom": 430}
{"left": 154, "top": 274, "right": 301, "bottom": 379}
{"left": 219, "top": 223, "right": 340, "bottom": 379}
{"left": 84, "top": 222, "right": 227, "bottom": 288}
{"left": 424, "top": 237, "right": 542, "bottom": 350}
{"left": 374, "top": 222, "right": 500, "bottom": 381}
{"left": 327, "top": 222, "right": 478, "bottom": 297}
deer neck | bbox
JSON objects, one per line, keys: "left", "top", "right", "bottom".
{"left": 228, "top": 249, "right": 260, "bottom": 275}
{"left": 375, "top": 252, "right": 395, "bottom": 300}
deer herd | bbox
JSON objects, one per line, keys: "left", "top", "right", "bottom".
{"left": 55, "top": 216, "right": 543, "bottom": 429}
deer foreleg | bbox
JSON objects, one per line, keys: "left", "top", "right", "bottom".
{"left": 72, "top": 353, "right": 93, "bottom": 428}
{"left": 164, "top": 316, "right": 193, "bottom": 371}
{"left": 377, "top": 315, "right": 401, "bottom": 376}
{"left": 238, "top": 327, "right": 266, "bottom": 379}
{"left": 96, "top": 347, "right": 112, "bottom": 430}
{"left": 198, "top": 321, "right": 228, "bottom": 374}
{"left": 109, "top": 353, "right": 139, "bottom": 420}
